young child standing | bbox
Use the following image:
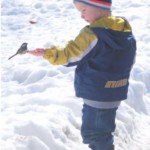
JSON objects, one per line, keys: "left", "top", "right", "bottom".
{"left": 27, "top": 0, "right": 136, "bottom": 150}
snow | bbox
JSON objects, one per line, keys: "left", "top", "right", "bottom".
{"left": 1, "top": 0, "right": 150, "bottom": 150}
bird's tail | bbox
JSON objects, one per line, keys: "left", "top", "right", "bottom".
{"left": 8, "top": 53, "right": 17, "bottom": 60}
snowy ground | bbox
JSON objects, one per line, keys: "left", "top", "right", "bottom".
{"left": 1, "top": 0, "right": 150, "bottom": 150}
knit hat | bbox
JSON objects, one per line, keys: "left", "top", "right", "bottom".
{"left": 74, "top": 0, "right": 112, "bottom": 10}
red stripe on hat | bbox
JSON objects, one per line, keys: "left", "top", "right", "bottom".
{"left": 89, "top": 0, "right": 111, "bottom": 6}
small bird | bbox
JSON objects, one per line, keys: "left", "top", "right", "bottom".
{"left": 8, "top": 43, "right": 28, "bottom": 60}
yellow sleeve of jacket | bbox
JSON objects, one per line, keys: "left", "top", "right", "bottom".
{"left": 43, "top": 26, "right": 98, "bottom": 65}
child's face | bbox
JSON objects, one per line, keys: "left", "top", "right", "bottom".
{"left": 75, "top": 2, "right": 102, "bottom": 24}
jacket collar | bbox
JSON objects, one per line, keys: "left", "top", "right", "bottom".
{"left": 90, "top": 16, "right": 132, "bottom": 32}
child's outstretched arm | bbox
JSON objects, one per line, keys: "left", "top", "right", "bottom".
{"left": 26, "top": 27, "right": 98, "bottom": 66}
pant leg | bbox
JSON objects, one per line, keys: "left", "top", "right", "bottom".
{"left": 81, "top": 104, "right": 117, "bottom": 150}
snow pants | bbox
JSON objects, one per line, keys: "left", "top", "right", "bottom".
{"left": 81, "top": 104, "right": 117, "bottom": 150}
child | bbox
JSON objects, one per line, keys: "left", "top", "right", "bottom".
{"left": 27, "top": 0, "right": 136, "bottom": 150}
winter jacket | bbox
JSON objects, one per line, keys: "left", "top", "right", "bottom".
{"left": 43, "top": 16, "right": 136, "bottom": 102}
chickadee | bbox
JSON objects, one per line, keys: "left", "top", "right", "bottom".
{"left": 8, "top": 43, "right": 28, "bottom": 60}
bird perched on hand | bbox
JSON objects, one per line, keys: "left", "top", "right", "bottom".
{"left": 8, "top": 43, "right": 28, "bottom": 60}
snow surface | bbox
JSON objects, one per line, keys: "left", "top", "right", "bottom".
{"left": 1, "top": 0, "right": 150, "bottom": 150}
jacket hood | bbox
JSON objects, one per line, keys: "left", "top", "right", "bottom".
{"left": 90, "top": 16, "right": 132, "bottom": 32}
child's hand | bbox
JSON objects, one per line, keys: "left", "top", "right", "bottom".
{"left": 26, "top": 48, "right": 45, "bottom": 56}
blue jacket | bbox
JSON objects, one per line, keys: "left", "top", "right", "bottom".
{"left": 75, "top": 27, "right": 136, "bottom": 101}
{"left": 44, "top": 16, "right": 136, "bottom": 102}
